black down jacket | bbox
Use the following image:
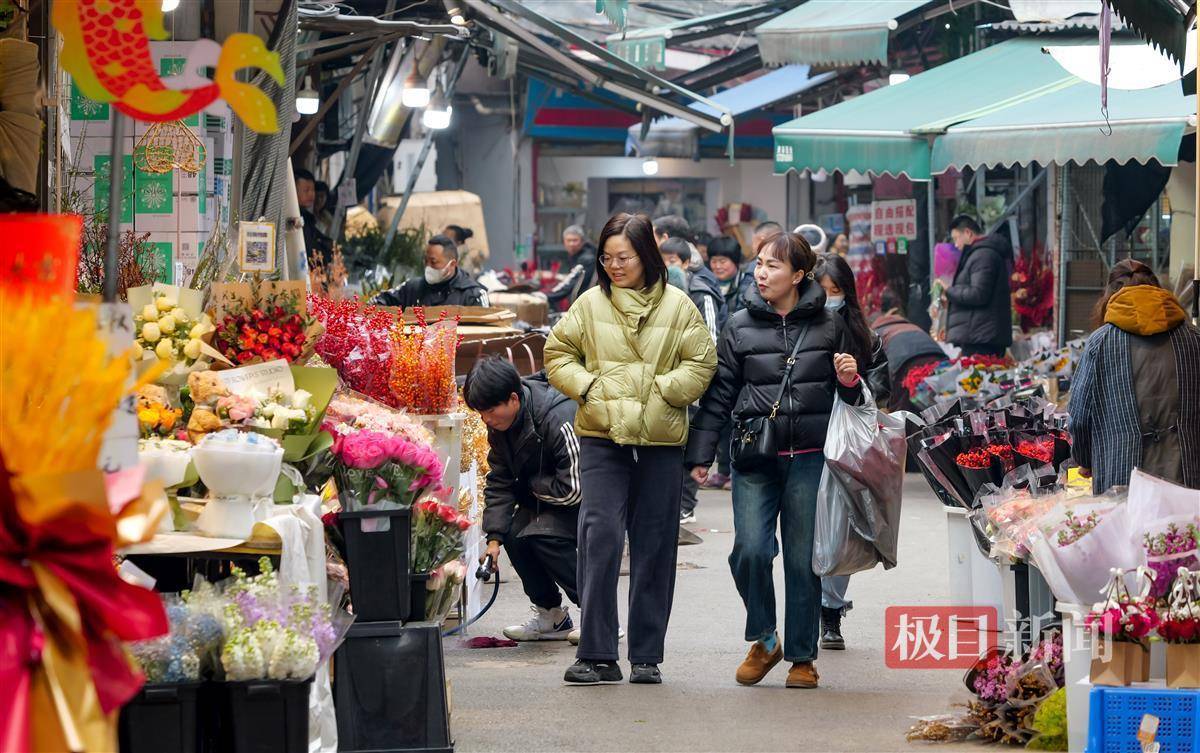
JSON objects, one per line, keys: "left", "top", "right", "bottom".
{"left": 945, "top": 235, "right": 1012, "bottom": 349}
{"left": 371, "top": 267, "right": 488, "bottom": 308}
{"left": 686, "top": 278, "right": 863, "bottom": 468}
{"left": 482, "top": 373, "right": 581, "bottom": 544}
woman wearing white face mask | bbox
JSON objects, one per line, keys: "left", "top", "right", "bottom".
{"left": 810, "top": 253, "right": 889, "bottom": 652}
{"left": 371, "top": 234, "right": 489, "bottom": 308}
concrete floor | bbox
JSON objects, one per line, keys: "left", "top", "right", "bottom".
{"left": 444, "top": 475, "right": 985, "bottom": 753}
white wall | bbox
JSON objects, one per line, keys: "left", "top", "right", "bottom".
{"left": 536, "top": 155, "right": 790, "bottom": 233}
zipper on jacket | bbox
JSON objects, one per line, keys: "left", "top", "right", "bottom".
{"left": 780, "top": 316, "right": 795, "bottom": 454}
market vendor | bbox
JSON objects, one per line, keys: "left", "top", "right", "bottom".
{"left": 465, "top": 357, "right": 581, "bottom": 642}
{"left": 371, "top": 234, "right": 489, "bottom": 308}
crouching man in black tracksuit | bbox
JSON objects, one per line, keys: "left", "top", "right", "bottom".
{"left": 464, "top": 357, "right": 582, "bottom": 641}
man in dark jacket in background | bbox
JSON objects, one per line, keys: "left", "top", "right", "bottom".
{"left": 371, "top": 234, "right": 489, "bottom": 308}
{"left": 465, "top": 358, "right": 581, "bottom": 642}
{"left": 944, "top": 215, "right": 1012, "bottom": 357}
{"left": 546, "top": 224, "right": 597, "bottom": 311}
{"left": 872, "top": 289, "right": 949, "bottom": 413}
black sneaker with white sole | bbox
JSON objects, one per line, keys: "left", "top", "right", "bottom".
{"left": 564, "top": 660, "right": 623, "bottom": 685}
{"left": 629, "top": 663, "right": 662, "bottom": 684}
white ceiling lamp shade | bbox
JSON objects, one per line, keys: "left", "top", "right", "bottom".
{"left": 161, "top": 0, "right": 180, "bottom": 11}
{"left": 888, "top": 72, "right": 910, "bottom": 86}
{"left": 401, "top": 71, "right": 431, "bottom": 108}
{"left": 642, "top": 157, "right": 659, "bottom": 176}
{"left": 295, "top": 76, "right": 319, "bottom": 115}
{"left": 1045, "top": 35, "right": 1197, "bottom": 90}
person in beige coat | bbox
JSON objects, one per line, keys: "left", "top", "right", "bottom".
{"left": 545, "top": 212, "right": 717, "bottom": 686}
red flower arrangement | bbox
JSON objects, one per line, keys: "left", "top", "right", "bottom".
{"left": 902, "top": 359, "right": 945, "bottom": 398}
{"left": 1011, "top": 245, "right": 1054, "bottom": 330}
{"left": 985, "top": 443, "right": 1015, "bottom": 472}
{"left": 957, "top": 353, "right": 1012, "bottom": 370}
{"left": 310, "top": 296, "right": 397, "bottom": 404}
{"left": 715, "top": 203, "right": 754, "bottom": 229}
{"left": 211, "top": 282, "right": 321, "bottom": 366}
{"left": 956, "top": 448, "right": 992, "bottom": 469}
{"left": 1016, "top": 438, "right": 1054, "bottom": 464}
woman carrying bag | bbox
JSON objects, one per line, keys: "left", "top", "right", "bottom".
{"left": 686, "top": 230, "right": 862, "bottom": 689}
{"left": 545, "top": 213, "right": 717, "bottom": 686}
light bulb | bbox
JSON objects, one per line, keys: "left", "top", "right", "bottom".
{"left": 402, "top": 72, "right": 430, "bottom": 108}
{"left": 423, "top": 105, "right": 452, "bottom": 130}
{"left": 162, "top": 0, "right": 180, "bottom": 11}
{"left": 888, "top": 72, "right": 909, "bottom": 85}
{"left": 642, "top": 158, "right": 659, "bottom": 176}
{"left": 296, "top": 77, "right": 319, "bottom": 115}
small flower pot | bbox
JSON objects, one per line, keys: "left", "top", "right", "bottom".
{"left": 1166, "top": 643, "right": 1200, "bottom": 688}
{"left": 1090, "top": 640, "right": 1145, "bottom": 686}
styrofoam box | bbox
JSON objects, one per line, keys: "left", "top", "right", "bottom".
{"left": 944, "top": 506, "right": 1005, "bottom": 618}
{"left": 414, "top": 413, "right": 465, "bottom": 491}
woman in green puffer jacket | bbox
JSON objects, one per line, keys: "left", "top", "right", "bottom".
{"left": 545, "top": 212, "right": 717, "bottom": 686}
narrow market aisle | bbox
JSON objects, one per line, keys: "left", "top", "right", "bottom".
{"left": 444, "top": 475, "right": 981, "bottom": 753}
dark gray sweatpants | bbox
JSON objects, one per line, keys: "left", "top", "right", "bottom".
{"left": 576, "top": 437, "right": 683, "bottom": 665}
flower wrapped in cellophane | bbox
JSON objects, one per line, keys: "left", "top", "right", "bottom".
{"left": 0, "top": 214, "right": 170, "bottom": 752}
{"left": 128, "top": 283, "right": 226, "bottom": 384}
{"left": 210, "top": 281, "right": 323, "bottom": 366}
{"left": 390, "top": 307, "right": 461, "bottom": 415}
{"left": 411, "top": 491, "right": 471, "bottom": 574}
{"left": 309, "top": 296, "right": 397, "bottom": 405}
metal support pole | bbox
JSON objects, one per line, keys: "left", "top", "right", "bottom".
{"left": 104, "top": 113, "right": 126, "bottom": 303}
{"left": 229, "top": 0, "right": 253, "bottom": 240}
{"left": 383, "top": 46, "right": 470, "bottom": 250}
{"left": 1057, "top": 164, "right": 1072, "bottom": 342}
{"left": 1194, "top": 19, "right": 1199, "bottom": 324}
{"left": 926, "top": 172, "right": 937, "bottom": 292}
{"left": 985, "top": 168, "right": 1047, "bottom": 237}
{"left": 329, "top": 0, "right": 400, "bottom": 242}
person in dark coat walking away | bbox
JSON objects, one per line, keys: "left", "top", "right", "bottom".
{"left": 943, "top": 215, "right": 1012, "bottom": 357}
{"left": 466, "top": 358, "right": 583, "bottom": 642}
{"left": 546, "top": 225, "right": 597, "bottom": 311}
{"left": 687, "top": 230, "right": 863, "bottom": 690}
{"left": 545, "top": 213, "right": 717, "bottom": 686}
{"left": 810, "top": 253, "right": 890, "bottom": 652}
{"left": 1068, "top": 259, "right": 1200, "bottom": 494}
{"left": 871, "top": 289, "right": 949, "bottom": 413}
{"left": 371, "top": 234, "right": 489, "bottom": 308}
{"left": 661, "top": 237, "right": 727, "bottom": 524}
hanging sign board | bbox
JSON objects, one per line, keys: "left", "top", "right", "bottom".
{"left": 870, "top": 200, "right": 918, "bottom": 253}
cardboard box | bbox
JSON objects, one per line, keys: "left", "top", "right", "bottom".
{"left": 489, "top": 292, "right": 548, "bottom": 327}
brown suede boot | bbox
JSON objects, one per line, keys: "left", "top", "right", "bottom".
{"left": 786, "top": 662, "right": 819, "bottom": 689}
{"left": 735, "top": 636, "right": 783, "bottom": 686}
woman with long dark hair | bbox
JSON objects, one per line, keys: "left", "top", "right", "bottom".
{"left": 1069, "top": 259, "right": 1200, "bottom": 493}
{"left": 686, "top": 230, "right": 862, "bottom": 689}
{"left": 809, "top": 253, "right": 890, "bottom": 651}
{"left": 545, "top": 213, "right": 717, "bottom": 685}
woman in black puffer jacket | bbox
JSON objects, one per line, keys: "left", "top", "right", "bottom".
{"left": 686, "top": 231, "right": 862, "bottom": 690}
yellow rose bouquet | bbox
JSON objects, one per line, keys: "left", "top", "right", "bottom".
{"left": 128, "top": 284, "right": 227, "bottom": 384}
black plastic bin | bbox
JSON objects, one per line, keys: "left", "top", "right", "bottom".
{"left": 217, "top": 678, "right": 312, "bottom": 753}
{"left": 334, "top": 621, "right": 452, "bottom": 753}
{"left": 340, "top": 508, "right": 413, "bottom": 622}
{"left": 410, "top": 573, "right": 431, "bottom": 623}
{"left": 119, "top": 681, "right": 203, "bottom": 753}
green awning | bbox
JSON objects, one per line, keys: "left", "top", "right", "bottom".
{"left": 773, "top": 38, "right": 1079, "bottom": 178}
{"left": 606, "top": 4, "right": 777, "bottom": 71}
{"left": 756, "top": 0, "right": 933, "bottom": 67}
{"left": 931, "top": 81, "right": 1195, "bottom": 172}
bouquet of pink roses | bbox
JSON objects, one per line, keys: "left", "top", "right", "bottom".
{"left": 330, "top": 427, "right": 444, "bottom": 511}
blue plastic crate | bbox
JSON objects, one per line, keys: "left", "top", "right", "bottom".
{"left": 1086, "top": 686, "right": 1200, "bottom": 753}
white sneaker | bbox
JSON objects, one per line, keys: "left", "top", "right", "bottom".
{"left": 503, "top": 605, "right": 574, "bottom": 641}
{"left": 567, "top": 626, "right": 625, "bottom": 646}
{"left": 680, "top": 510, "right": 697, "bottom": 524}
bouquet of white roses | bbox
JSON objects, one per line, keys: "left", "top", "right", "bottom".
{"left": 129, "top": 284, "right": 224, "bottom": 384}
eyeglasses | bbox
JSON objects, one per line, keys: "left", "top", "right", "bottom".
{"left": 600, "top": 254, "right": 638, "bottom": 268}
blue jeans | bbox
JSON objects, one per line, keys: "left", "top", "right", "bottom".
{"left": 821, "top": 575, "right": 852, "bottom": 613}
{"left": 729, "top": 452, "right": 824, "bottom": 663}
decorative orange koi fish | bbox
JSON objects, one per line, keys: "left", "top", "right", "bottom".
{"left": 53, "top": 0, "right": 285, "bottom": 133}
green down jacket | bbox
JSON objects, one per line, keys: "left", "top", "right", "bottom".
{"left": 544, "top": 282, "right": 717, "bottom": 447}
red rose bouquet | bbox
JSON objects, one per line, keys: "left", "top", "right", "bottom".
{"left": 211, "top": 281, "right": 321, "bottom": 366}
{"left": 1159, "top": 568, "right": 1200, "bottom": 644}
{"left": 411, "top": 493, "right": 471, "bottom": 573}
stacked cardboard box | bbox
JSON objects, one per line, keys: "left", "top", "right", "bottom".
{"left": 68, "top": 42, "right": 235, "bottom": 285}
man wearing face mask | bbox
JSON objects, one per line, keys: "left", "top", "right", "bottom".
{"left": 371, "top": 234, "right": 489, "bottom": 308}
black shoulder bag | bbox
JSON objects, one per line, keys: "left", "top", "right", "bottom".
{"left": 729, "top": 322, "right": 810, "bottom": 472}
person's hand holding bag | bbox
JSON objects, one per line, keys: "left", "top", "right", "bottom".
{"left": 834, "top": 352, "right": 859, "bottom": 386}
